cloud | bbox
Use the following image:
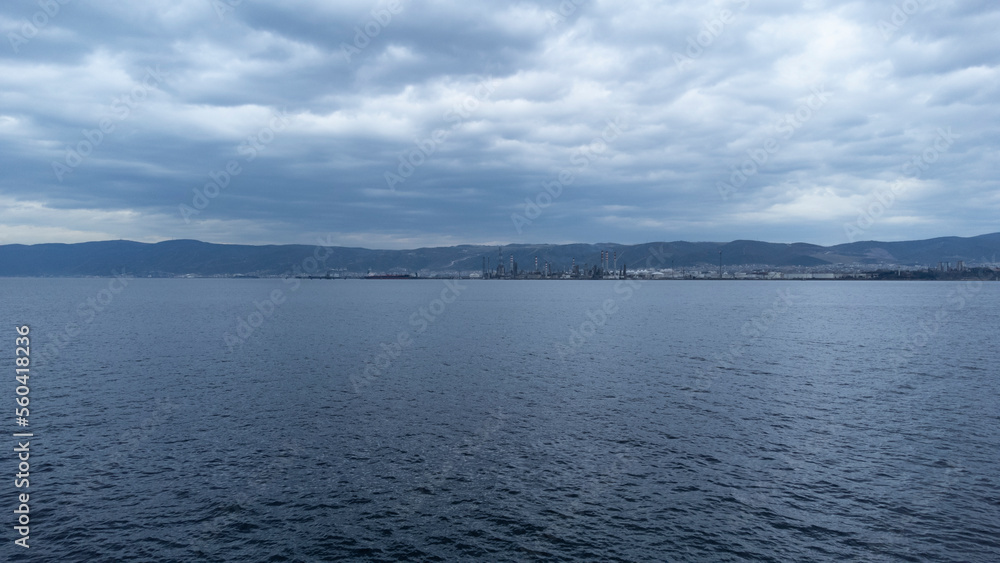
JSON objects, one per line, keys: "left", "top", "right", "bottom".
{"left": 1, "top": 0, "right": 997, "bottom": 248}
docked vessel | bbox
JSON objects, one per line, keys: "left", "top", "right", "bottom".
{"left": 364, "top": 269, "right": 417, "bottom": 279}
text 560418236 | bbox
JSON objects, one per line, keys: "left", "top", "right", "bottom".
{"left": 13, "top": 324, "right": 32, "bottom": 549}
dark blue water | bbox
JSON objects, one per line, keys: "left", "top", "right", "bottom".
{"left": 2, "top": 279, "right": 998, "bottom": 561}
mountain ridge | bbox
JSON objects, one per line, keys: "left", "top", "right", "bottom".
{"left": 1, "top": 233, "right": 998, "bottom": 276}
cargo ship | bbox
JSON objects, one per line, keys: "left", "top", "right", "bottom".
{"left": 364, "top": 270, "right": 417, "bottom": 279}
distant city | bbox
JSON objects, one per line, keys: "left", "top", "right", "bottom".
{"left": 349, "top": 247, "right": 998, "bottom": 281}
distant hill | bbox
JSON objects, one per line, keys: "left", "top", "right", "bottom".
{"left": 0, "top": 233, "right": 998, "bottom": 277}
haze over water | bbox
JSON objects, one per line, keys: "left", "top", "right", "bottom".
{"left": 3, "top": 278, "right": 998, "bottom": 561}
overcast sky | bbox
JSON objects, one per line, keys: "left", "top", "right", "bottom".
{"left": 1, "top": 0, "right": 997, "bottom": 248}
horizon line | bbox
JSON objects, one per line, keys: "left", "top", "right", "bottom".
{"left": 1, "top": 231, "right": 998, "bottom": 253}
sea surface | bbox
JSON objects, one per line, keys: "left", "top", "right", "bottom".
{"left": 1, "top": 278, "right": 998, "bottom": 562}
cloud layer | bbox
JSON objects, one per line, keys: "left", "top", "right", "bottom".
{"left": 2, "top": 0, "right": 997, "bottom": 248}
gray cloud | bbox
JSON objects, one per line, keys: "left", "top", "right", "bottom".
{"left": 1, "top": 0, "right": 997, "bottom": 248}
